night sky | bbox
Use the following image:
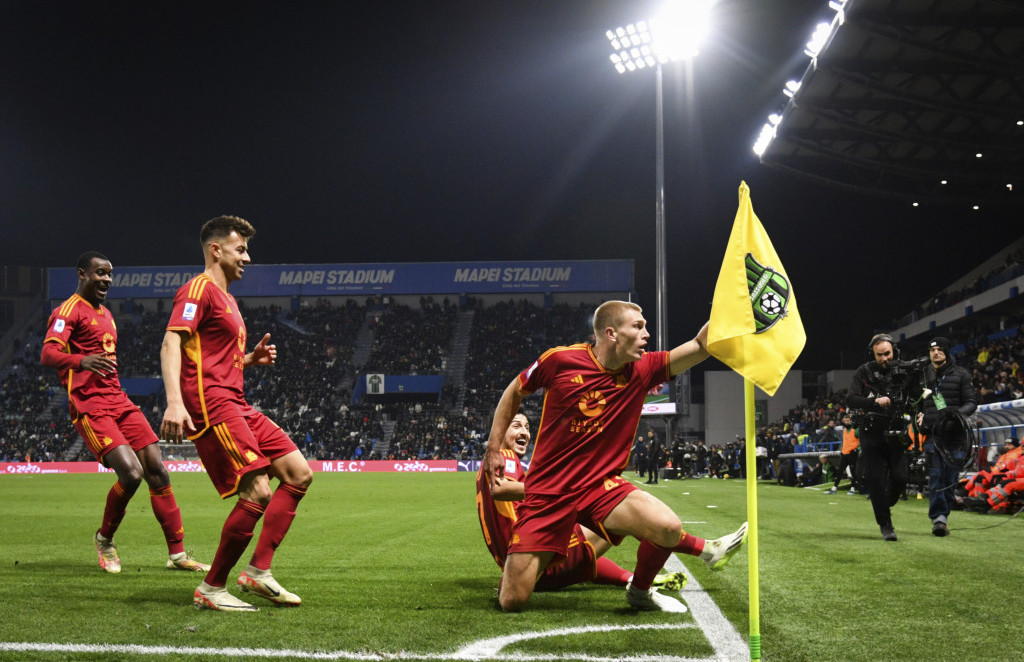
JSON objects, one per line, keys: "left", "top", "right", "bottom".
{"left": 3, "top": 0, "right": 1019, "bottom": 369}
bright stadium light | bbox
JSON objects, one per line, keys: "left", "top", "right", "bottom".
{"left": 804, "top": 22, "right": 832, "bottom": 58}
{"left": 752, "top": 122, "right": 777, "bottom": 157}
{"left": 753, "top": 2, "right": 846, "bottom": 156}
{"left": 605, "top": 0, "right": 716, "bottom": 353}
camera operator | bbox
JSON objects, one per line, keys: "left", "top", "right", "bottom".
{"left": 915, "top": 337, "right": 976, "bottom": 537}
{"left": 846, "top": 334, "right": 910, "bottom": 542}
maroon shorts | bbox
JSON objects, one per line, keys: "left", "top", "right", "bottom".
{"left": 75, "top": 408, "right": 158, "bottom": 462}
{"left": 534, "top": 525, "right": 598, "bottom": 591}
{"left": 194, "top": 410, "right": 297, "bottom": 498}
{"left": 507, "top": 476, "right": 637, "bottom": 561}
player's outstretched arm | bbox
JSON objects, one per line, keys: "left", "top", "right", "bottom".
{"left": 483, "top": 378, "right": 524, "bottom": 488}
{"left": 668, "top": 321, "right": 711, "bottom": 377}
{"left": 244, "top": 332, "right": 276, "bottom": 368}
{"left": 160, "top": 330, "right": 195, "bottom": 443}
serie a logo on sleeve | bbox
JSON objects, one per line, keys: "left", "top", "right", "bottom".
{"left": 183, "top": 303, "right": 198, "bottom": 321}
{"left": 53, "top": 319, "right": 66, "bottom": 333}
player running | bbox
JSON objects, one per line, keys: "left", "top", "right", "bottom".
{"left": 41, "top": 251, "right": 209, "bottom": 574}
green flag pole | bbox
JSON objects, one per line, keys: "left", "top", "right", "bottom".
{"left": 744, "top": 378, "right": 761, "bottom": 661}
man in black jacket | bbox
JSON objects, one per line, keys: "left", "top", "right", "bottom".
{"left": 847, "top": 334, "right": 909, "bottom": 541}
{"left": 916, "top": 337, "right": 977, "bottom": 537}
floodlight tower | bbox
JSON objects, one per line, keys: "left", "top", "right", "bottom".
{"left": 605, "top": 1, "right": 714, "bottom": 351}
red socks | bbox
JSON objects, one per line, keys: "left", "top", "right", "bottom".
{"left": 592, "top": 556, "right": 632, "bottom": 586}
{"left": 149, "top": 485, "right": 185, "bottom": 556}
{"left": 205, "top": 499, "right": 265, "bottom": 587}
{"left": 249, "top": 483, "right": 307, "bottom": 570}
{"left": 631, "top": 533, "right": 706, "bottom": 590}
{"left": 98, "top": 481, "right": 135, "bottom": 539}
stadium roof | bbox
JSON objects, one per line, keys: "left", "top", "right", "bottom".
{"left": 756, "top": 0, "right": 1024, "bottom": 210}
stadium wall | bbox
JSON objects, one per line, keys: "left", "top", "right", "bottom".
{"left": 704, "top": 370, "right": 802, "bottom": 444}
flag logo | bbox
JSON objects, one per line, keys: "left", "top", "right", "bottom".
{"left": 746, "top": 253, "right": 791, "bottom": 333}
{"left": 707, "top": 182, "right": 806, "bottom": 396}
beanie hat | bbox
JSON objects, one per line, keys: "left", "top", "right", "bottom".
{"left": 929, "top": 337, "right": 950, "bottom": 355}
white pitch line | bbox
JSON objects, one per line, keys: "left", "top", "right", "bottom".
{"left": 662, "top": 555, "right": 748, "bottom": 662}
{"left": 0, "top": 639, "right": 717, "bottom": 662}
{"left": 2, "top": 558, "right": 748, "bottom": 662}
{"left": 453, "top": 623, "right": 696, "bottom": 660}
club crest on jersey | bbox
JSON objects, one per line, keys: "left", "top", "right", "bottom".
{"left": 746, "top": 253, "right": 791, "bottom": 334}
{"left": 53, "top": 319, "right": 65, "bottom": 333}
{"left": 182, "top": 302, "right": 197, "bottom": 321}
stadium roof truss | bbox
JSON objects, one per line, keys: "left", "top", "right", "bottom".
{"left": 757, "top": 0, "right": 1024, "bottom": 208}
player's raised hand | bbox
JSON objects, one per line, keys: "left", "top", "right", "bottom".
{"left": 247, "top": 333, "right": 277, "bottom": 367}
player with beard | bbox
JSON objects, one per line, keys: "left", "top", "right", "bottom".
{"left": 41, "top": 251, "right": 209, "bottom": 574}
{"left": 483, "top": 300, "right": 748, "bottom": 613}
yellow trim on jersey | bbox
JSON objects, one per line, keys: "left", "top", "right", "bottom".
{"left": 493, "top": 448, "right": 520, "bottom": 520}
{"left": 188, "top": 274, "right": 211, "bottom": 300}
{"left": 180, "top": 331, "right": 212, "bottom": 438}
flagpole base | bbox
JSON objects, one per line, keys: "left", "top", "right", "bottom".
{"left": 749, "top": 634, "right": 761, "bottom": 661}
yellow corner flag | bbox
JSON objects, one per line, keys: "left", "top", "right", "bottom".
{"left": 707, "top": 182, "right": 806, "bottom": 396}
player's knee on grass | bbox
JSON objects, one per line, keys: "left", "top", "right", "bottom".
{"left": 498, "top": 581, "right": 533, "bottom": 612}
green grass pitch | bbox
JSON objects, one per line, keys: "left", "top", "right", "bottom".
{"left": 0, "top": 472, "right": 1020, "bottom": 661}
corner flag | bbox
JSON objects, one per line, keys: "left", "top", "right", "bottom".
{"left": 707, "top": 182, "right": 806, "bottom": 396}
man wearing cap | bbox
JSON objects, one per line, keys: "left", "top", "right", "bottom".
{"left": 916, "top": 337, "right": 976, "bottom": 537}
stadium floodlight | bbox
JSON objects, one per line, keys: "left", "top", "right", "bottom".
{"left": 752, "top": 122, "right": 776, "bottom": 157}
{"left": 804, "top": 22, "right": 832, "bottom": 58}
{"left": 605, "top": 0, "right": 716, "bottom": 352}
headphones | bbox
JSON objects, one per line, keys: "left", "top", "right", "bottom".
{"left": 867, "top": 333, "right": 900, "bottom": 359}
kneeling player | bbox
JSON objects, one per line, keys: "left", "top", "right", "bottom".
{"left": 476, "top": 414, "right": 686, "bottom": 593}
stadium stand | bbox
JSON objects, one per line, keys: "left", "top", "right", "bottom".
{"left": 5, "top": 249, "right": 1023, "bottom": 469}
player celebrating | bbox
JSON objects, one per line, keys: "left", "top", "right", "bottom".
{"left": 161, "top": 215, "right": 313, "bottom": 612}
{"left": 41, "top": 251, "right": 209, "bottom": 574}
{"left": 483, "top": 300, "right": 747, "bottom": 612}
{"left": 478, "top": 413, "right": 687, "bottom": 593}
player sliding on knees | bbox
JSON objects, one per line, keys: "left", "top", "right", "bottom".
{"left": 477, "top": 412, "right": 688, "bottom": 594}
{"left": 482, "top": 301, "right": 747, "bottom": 613}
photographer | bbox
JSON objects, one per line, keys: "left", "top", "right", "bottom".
{"left": 916, "top": 337, "right": 976, "bottom": 537}
{"left": 847, "top": 334, "right": 913, "bottom": 541}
